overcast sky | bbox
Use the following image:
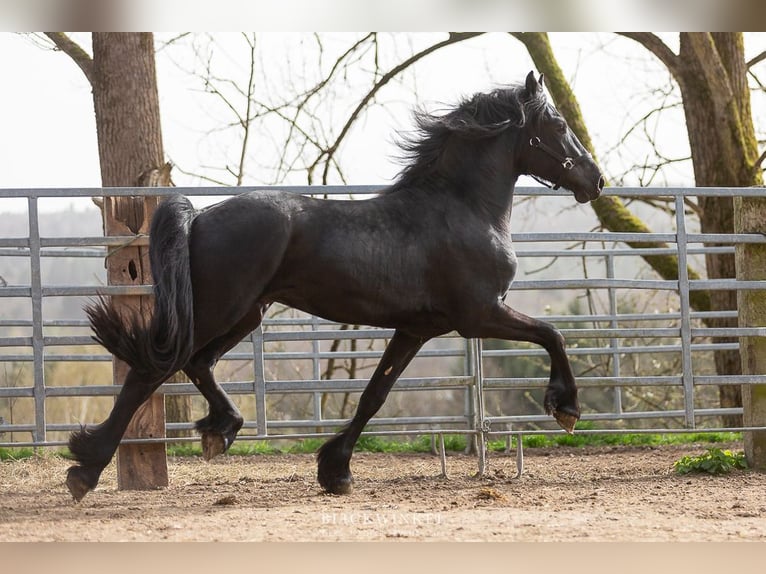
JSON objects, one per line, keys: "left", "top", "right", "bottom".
{"left": 1, "top": 32, "right": 764, "bottom": 215}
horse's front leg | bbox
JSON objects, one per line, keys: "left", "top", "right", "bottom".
{"left": 317, "top": 330, "right": 428, "bottom": 494}
{"left": 463, "top": 302, "right": 580, "bottom": 433}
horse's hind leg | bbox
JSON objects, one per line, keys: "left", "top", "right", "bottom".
{"left": 183, "top": 303, "right": 269, "bottom": 460}
{"left": 184, "top": 358, "right": 244, "bottom": 460}
{"left": 317, "top": 330, "right": 428, "bottom": 494}
{"left": 66, "top": 368, "right": 167, "bottom": 501}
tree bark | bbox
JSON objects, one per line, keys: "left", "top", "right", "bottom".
{"left": 736, "top": 195, "right": 766, "bottom": 468}
{"left": 673, "top": 34, "right": 762, "bottom": 426}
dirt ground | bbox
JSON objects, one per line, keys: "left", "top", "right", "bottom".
{"left": 1, "top": 442, "right": 764, "bottom": 541}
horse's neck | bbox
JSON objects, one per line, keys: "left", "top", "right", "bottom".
{"left": 492, "top": 183, "right": 516, "bottom": 233}
{"left": 474, "top": 175, "right": 517, "bottom": 231}
{"left": 469, "top": 135, "right": 521, "bottom": 226}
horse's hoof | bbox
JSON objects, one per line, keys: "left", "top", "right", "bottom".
{"left": 320, "top": 476, "right": 354, "bottom": 495}
{"left": 66, "top": 466, "right": 94, "bottom": 502}
{"left": 201, "top": 433, "right": 227, "bottom": 461}
{"left": 317, "top": 468, "right": 354, "bottom": 495}
{"left": 553, "top": 411, "right": 578, "bottom": 435}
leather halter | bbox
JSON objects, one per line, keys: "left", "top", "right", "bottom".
{"left": 528, "top": 136, "right": 592, "bottom": 190}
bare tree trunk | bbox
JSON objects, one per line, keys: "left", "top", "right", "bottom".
{"left": 736, "top": 196, "right": 766, "bottom": 468}
{"left": 91, "top": 33, "right": 170, "bottom": 489}
{"left": 673, "top": 33, "right": 762, "bottom": 426}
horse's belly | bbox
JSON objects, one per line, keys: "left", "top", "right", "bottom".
{"left": 270, "top": 267, "right": 450, "bottom": 334}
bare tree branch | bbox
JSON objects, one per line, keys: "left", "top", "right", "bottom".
{"left": 747, "top": 50, "right": 766, "bottom": 69}
{"left": 310, "top": 32, "right": 485, "bottom": 184}
{"left": 617, "top": 33, "right": 681, "bottom": 79}
{"left": 756, "top": 149, "right": 766, "bottom": 171}
{"left": 749, "top": 68, "right": 765, "bottom": 92}
{"left": 157, "top": 33, "right": 192, "bottom": 52}
{"left": 44, "top": 32, "right": 94, "bottom": 85}
{"left": 168, "top": 159, "right": 233, "bottom": 187}
{"left": 282, "top": 33, "right": 377, "bottom": 183}
{"left": 684, "top": 196, "right": 703, "bottom": 218}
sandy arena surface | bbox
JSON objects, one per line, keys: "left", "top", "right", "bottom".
{"left": 1, "top": 443, "right": 765, "bottom": 542}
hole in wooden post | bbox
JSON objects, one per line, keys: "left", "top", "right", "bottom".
{"left": 128, "top": 260, "right": 138, "bottom": 280}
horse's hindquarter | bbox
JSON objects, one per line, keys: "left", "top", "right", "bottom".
{"left": 187, "top": 192, "right": 297, "bottom": 332}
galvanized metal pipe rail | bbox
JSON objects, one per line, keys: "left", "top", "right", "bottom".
{"left": 2, "top": 186, "right": 765, "bottom": 472}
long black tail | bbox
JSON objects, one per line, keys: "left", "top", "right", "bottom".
{"left": 85, "top": 195, "right": 196, "bottom": 381}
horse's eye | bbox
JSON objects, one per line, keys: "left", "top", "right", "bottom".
{"left": 556, "top": 120, "right": 568, "bottom": 134}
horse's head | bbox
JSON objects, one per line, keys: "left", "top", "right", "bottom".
{"left": 519, "top": 71, "right": 604, "bottom": 203}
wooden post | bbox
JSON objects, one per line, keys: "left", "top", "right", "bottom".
{"left": 105, "top": 189, "right": 168, "bottom": 491}
{"left": 735, "top": 194, "right": 766, "bottom": 469}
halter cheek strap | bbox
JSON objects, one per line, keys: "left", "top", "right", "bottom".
{"left": 528, "top": 136, "right": 591, "bottom": 190}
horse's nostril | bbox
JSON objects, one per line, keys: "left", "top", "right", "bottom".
{"left": 597, "top": 176, "right": 605, "bottom": 191}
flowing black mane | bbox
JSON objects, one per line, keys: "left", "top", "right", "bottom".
{"left": 391, "top": 83, "right": 547, "bottom": 190}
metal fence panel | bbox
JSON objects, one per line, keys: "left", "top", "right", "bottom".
{"left": 1, "top": 186, "right": 765, "bottom": 450}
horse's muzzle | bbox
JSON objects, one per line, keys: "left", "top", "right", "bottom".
{"left": 574, "top": 176, "right": 604, "bottom": 203}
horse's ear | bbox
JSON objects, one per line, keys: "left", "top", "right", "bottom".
{"left": 539, "top": 73, "right": 545, "bottom": 89}
{"left": 525, "top": 70, "right": 542, "bottom": 97}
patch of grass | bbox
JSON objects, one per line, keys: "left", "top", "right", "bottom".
{"left": 167, "top": 436, "right": 438, "bottom": 456}
{"left": 166, "top": 443, "right": 203, "bottom": 457}
{"left": 287, "top": 434, "right": 467, "bottom": 454}
{"left": 673, "top": 447, "right": 748, "bottom": 475}
{"left": 228, "top": 442, "right": 281, "bottom": 455}
{"left": 286, "top": 438, "right": 324, "bottom": 454}
{"left": 489, "top": 428, "right": 742, "bottom": 451}
{"left": 0, "top": 447, "right": 36, "bottom": 461}
{"left": 167, "top": 441, "right": 281, "bottom": 457}
{"left": 57, "top": 428, "right": 745, "bottom": 461}
{"left": 0, "top": 447, "right": 72, "bottom": 461}
{"left": 177, "top": 429, "right": 743, "bottom": 458}
{"left": 441, "top": 434, "right": 469, "bottom": 452}
{"left": 355, "top": 435, "right": 403, "bottom": 453}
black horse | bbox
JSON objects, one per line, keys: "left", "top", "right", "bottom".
{"left": 66, "top": 72, "right": 604, "bottom": 501}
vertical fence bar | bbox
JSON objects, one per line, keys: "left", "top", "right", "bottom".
{"left": 463, "top": 337, "right": 476, "bottom": 453}
{"left": 675, "top": 193, "right": 695, "bottom": 428}
{"left": 606, "top": 252, "right": 623, "bottom": 415}
{"left": 472, "top": 338, "right": 487, "bottom": 475}
{"left": 252, "top": 326, "right": 267, "bottom": 436}
{"left": 311, "top": 315, "right": 322, "bottom": 428}
{"left": 27, "top": 195, "right": 46, "bottom": 444}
